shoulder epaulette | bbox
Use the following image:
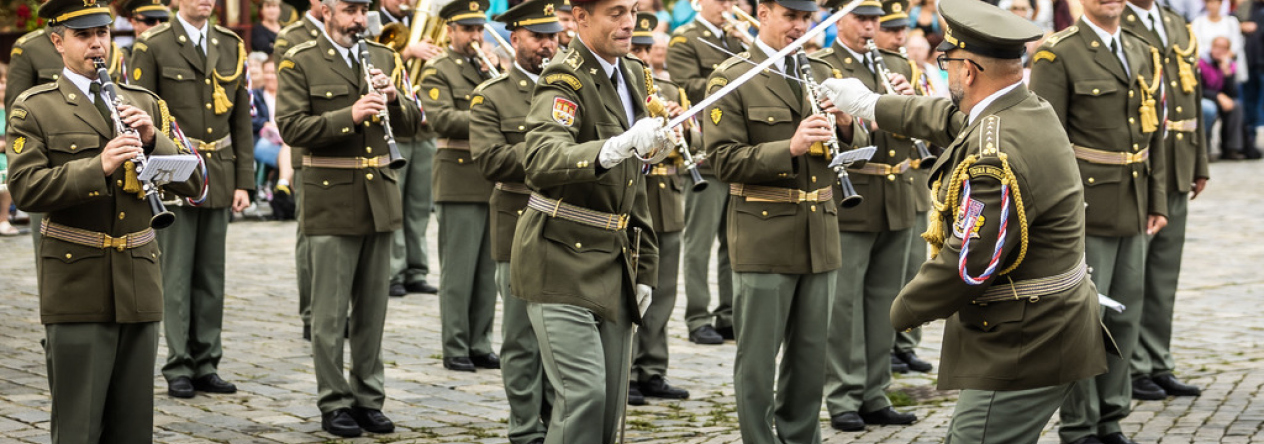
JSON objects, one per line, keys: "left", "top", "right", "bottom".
{"left": 879, "top": 48, "right": 906, "bottom": 59}
{"left": 978, "top": 115, "right": 1002, "bottom": 158}
{"left": 14, "top": 82, "right": 58, "bottom": 104}
{"left": 716, "top": 53, "right": 749, "bottom": 72}
{"left": 213, "top": 24, "right": 243, "bottom": 41}
{"left": 473, "top": 74, "right": 509, "bottom": 94}
{"left": 1043, "top": 25, "right": 1077, "bottom": 48}
{"left": 285, "top": 40, "right": 319, "bottom": 59}
{"left": 816, "top": 47, "right": 835, "bottom": 57}
{"left": 15, "top": 28, "right": 46, "bottom": 46}
{"left": 654, "top": 76, "right": 678, "bottom": 89}
{"left": 563, "top": 49, "right": 583, "bottom": 70}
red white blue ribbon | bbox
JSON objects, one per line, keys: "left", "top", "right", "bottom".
{"left": 958, "top": 178, "right": 1011, "bottom": 285}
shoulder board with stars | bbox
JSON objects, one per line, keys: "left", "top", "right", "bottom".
{"left": 978, "top": 115, "right": 1002, "bottom": 158}
{"left": 1043, "top": 25, "right": 1077, "bottom": 48}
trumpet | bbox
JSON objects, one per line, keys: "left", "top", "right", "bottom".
{"left": 644, "top": 74, "right": 708, "bottom": 192}
{"left": 94, "top": 57, "right": 176, "bottom": 229}
{"left": 357, "top": 40, "right": 408, "bottom": 170}
{"left": 721, "top": 6, "right": 757, "bottom": 49}
{"left": 796, "top": 50, "right": 863, "bottom": 208}
{"left": 470, "top": 41, "right": 502, "bottom": 78}
{"left": 866, "top": 39, "right": 936, "bottom": 165}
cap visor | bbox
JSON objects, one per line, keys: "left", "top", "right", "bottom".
{"left": 936, "top": 39, "right": 956, "bottom": 53}
{"left": 524, "top": 21, "right": 564, "bottom": 33}
{"left": 63, "top": 14, "right": 114, "bottom": 29}
{"left": 136, "top": 9, "right": 170, "bottom": 18}
{"left": 852, "top": 5, "right": 884, "bottom": 15}
{"left": 631, "top": 36, "right": 654, "bottom": 45}
{"left": 780, "top": 0, "right": 818, "bottom": 12}
{"left": 454, "top": 17, "right": 487, "bottom": 25}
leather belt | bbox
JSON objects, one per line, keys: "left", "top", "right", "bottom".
{"left": 851, "top": 159, "right": 911, "bottom": 176}
{"left": 495, "top": 182, "right": 531, "bottom": 194}
{"left": 1073, "top": 145, "right": 1149, "bottom": 165}
{"left": 302, "top": 154, "right": 392, "bottom": 169}
{"left": 729, "top": 184, "right": 833, "bottom": 203}
{"left": 437, "top": 138, "right": 471, "bottom": 150}
{"left": 527, "top": 193, "right": 629, "bottom": 231}
{"left": 187, "top": 135, "right": 232, "bottom": 152}
{"left": 41, "top": 219, "right": 155, "bottom": 252}
{"left": 1166, "top": 118, "right": 1197, "bottom": 132}
{"left": 972, "top": 260, "right": 1087, "bottom": 304}
{"left": 649, "top": 165, "right": 678, "bottom": 176}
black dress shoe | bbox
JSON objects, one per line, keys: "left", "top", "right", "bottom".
{"left": 444, "top": 357, "right": 476, "bottom": 372}
{"left": 640, "top": 375, "right": 689, "bottom": 399}
{"left": 349, "top": 407, "right": 395, "bottom": 434}
{"left": 890, "top": 354, "right": 910, "bottom": 374}
{"left": 167, "top": 376, "right": 195, "bottom": 398}
{"left": 322, "top": 408, "right": 362, "bottom": 437}
{"left": 1098, "top": 432, "right": 1139, "bottom": 444}
{"left": 715, "top": 325, "right": 735, "bottom": 340}
{"left": 302, "top": 325, "right": 311, "bottom": 341}
{"left": 1131, "top": 376, "right": 1167, "bottom": 400}
{"left": 471, "top": 352, "right": 501, "bottom": 369}
{"left": 1068, "top": 436, "right": 1104, "bottom": 444}
{"left": 894, "top": 351, "right": 933, "bottom": 373}
{"left": 689, "top": 325, "right": 724, "bottom": 345}
{"left": 627, "top": 382, "right": 646, "bottom": 406}
{"left": 1152, "top": 374, "right": 1201, "bottom": 396}
{"left": 830, "top": 412, "right": 865, "bottom": 432}
{"left": 192, "top": 374, "right": 238, "bottom": 394}
{"left": 389, "top": 284, "right": 407, "bottom": 297}
{"left": 405, "top": 280, "right": 439, "bottom": 294}
{"left": 859, "top": 406, "right": 917, "bottom": 425}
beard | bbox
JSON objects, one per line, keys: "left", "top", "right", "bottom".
{"left": 949, "top": 80, "right": 964, "bottom": 109}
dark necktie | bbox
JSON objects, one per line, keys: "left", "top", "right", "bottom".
{"left": 1110, "top": 37, "right": 1128, "bottom": 76}
{"left": 194, "top": 34, "right": 207, "bottom": 63}
{"left": 1148, "top": 13, "right": 1168, "bottom": 46}
{"left": 785, "top": 56, "right": 803, "bottom": 102}
{"left": 89, "top": 82, "right": 113, "bottom": 126}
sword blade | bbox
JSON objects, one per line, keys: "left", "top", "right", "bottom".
{"left": 696, "top": 38, "right": 811, "bottom": 85}
{"left": 666, "top": 0, "right": 866, "bottom": 128}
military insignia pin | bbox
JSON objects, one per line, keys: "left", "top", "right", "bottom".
{"left": 544, "top": 3, "right": 554, "bottom": 15}
{"left": 12, "top": 137, "right": 24, "bottom": 154}
{"left": 469, "top": 1, "right": 478, "bottom": 10}
{"left": 429, "top": 88, "right": 440, "bottom": 100}
{"left": 552, "top": 96, "right": 577, "bottom": 127}
{"left": 710, "top": 108, "right": 722, "bottom": 125}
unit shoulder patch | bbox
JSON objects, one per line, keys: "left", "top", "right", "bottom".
{"left": 953, "top": 198, "right": 986, "bottom": 239}
{"left": 706, "top": 76, "right": 728, "bottom": 94}
{"left": 11, "top": 137, "right": 24, "bottom": 154}
{"left": 1033, "top": 50, "right": 1056, "bottom": 64}
{"left": 669, "top": 35, "right": 688, "bottom": 47}
{"left": 10, "top": 109, "right": 26, "bottom": 120}
{"left": 545, "top": 73, "right": 583, "bottom": 91}
{"left": 552, "top": 96, "right": 577, "bottom": 126}
{"left": 968, "top": 165, "right": 1005, "bottom": 181}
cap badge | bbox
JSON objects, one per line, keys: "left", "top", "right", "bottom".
{"left": 470, "top": 1, "right": 479, "bottom": 10}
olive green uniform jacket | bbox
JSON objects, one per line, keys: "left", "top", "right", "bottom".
{"left": 666, "top": 19, "right": 744, "bottom": 174}
{"left": 6, "top": 77, "right": 202, "bottom": 324}
{"left": 275, "top": 38, "right": 420, "bottom": 235}
{"left": 1029, "top": 22, "right": 1169, "bottom": 236}
{"left": 131, "top": 21, "right": 256, "bottom": 208}
{"left": 471, "top": 67, "right": 533, "bottom": 262}
{"left": 419, "top": 49, "right": 495, "bottom": 203}
{"left": 875, "top": 85, "right": 1109, "bottom": 391}
{"left": 7, "top": 29, "right": 124, "bottom": 111}
{"left": 272, "top": 15, "right": 324, "bottom": 167}
{"left": 512, "top": 44, "right": 659, "bottom": 325}
{"left": 704, "top": 49, "right": 868, "bottom": 275}
{"left": 815, "top": 43, "right": 918, "bottom": 232}
{"left": 1121, "top": 5, "right": 1211, "bottom": 192}
{"left": 645, "top": 77, "right": 687, "bottom": 234}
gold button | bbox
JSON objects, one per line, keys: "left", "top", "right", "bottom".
{"left": 575, "top": 242, "right": 582, "bottom": 248}
{"left": 658, "top": 182, "right": 666, "bottom": 189}
{"left": 205, "top": 79, "right": 211, "bottom": 85}
{"left": 456, "top": 59, "right": 463, "bottom": 64}
{"left": 53, "top": 75, "right": 59, "bottom": 80}
{"left": 117, "top": 180, "right": 123, "bottom": 187}
{"left": 366, "top": 173, "right": 374, "bottom": 180}
{"left": 1129, "top": 90, "right": 1135, "bottom": 98}
{"left": 69, "top": 93, "right": 76, "bottom": 100}
{"left": 767, "top": 116, "right": 774, "bottom": 122}
{"left": 1165, "top": 57, "right": 1171, "bottom": 63}
{"left": 982, "top": 321, "right": 988, "bottom": 327}
{"left": 366, "top": 147, "right": 373, "bottom": 153}
{"left": 177, "top": 74, "right": 183, "bottom": 80}
{"left": 811, "top": 175, "right": 817, "bottom": 183}
{"left": 519, "top": 80, "right": 527, "bottom": 87}
{"left": 323, "top": 180, "right": 330, "bottom": 186}
{"left": 458, "top": 158, "right": 465, "bottom": 164}
{"left": 628, "top": 180, "right": 634, "bottom": 186}
{"left": 211, "top": 38, "right": 218, "bottom": 45}
{"left": 888, "top": 150, "right": 896, "bottom": 157}
{"left": 518, "top": 125, "right": 525, "bottom": 130}
{"left": 1171, "top": 81, "right": 1178, "bottom": 88}
{"left": 205, "top": 103, "right": 212, "bottom": 109}
{"left": 761, "top": 210, "right": 768, "bottom": 216}
{"left": 207, "top": 128, "right": 213, "bottom": 134}
{"left": 326, "top": 92, "right": 333, "bottom": 98}
{"left": 65, "top": 253, "right": 72, "bottom": 259}
{"left": 179, "top": 35, "right": 187, "bottom": 42}
{"left": 118, "top": 212, "right": 125, "bottom": 220}
{"left": 1176, "top": 133, "right": 1184, "bottom": 140}
{"left": 1132, "top": 144, "right": 1139, "bottom": 151}
{"left": 206, "top": 152, "right": 213, "bottom": 158}
{"left": 342, "top": 127, "right": 351, "bottom": 133}
{"left": 1176, "top": 106, "right": 1183, "bottom": 113}
{"left": 517, "top": 210, "right": 523, "bottom": 215}
{"left": 1088, "top": 177, "right": 1096, "bottom": 184}
{"left": 464, "top": 95, "right": 470, "bottom": 100}
{"left": 1091, "top": 41, "right": 1100, "bottom": 48}
{"left": 1092, "top": 88, "right": 1100, "bottom": 95}
{"left": 1132, "top": 171, "right": 1138, "bottom": 178}
{"left": 887, "top": 174, "right": 895, "bottom": 181}
{"left": 810, "top": 205, "right": 817, "bottom": 212}
{"left": 1129, "top": 118, "right": 1135, "bottom": 124}
{"left": 71, "top": 144, "right": 77, "bottom": 150}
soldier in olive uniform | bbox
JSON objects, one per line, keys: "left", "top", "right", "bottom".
{"left": 276, "top": 0, "right": 421, "bottom": 436}
{"left": 469, "top": 1, "right": 560, "bottom": 441}
{"left": 130, "top": 0, "right": 256, "bottom": 398}
{"left": 120, "top": 0, "right": 171, "bottom": 62}
{"left": 417, "top": 0, "right": 500, "bottom": 372}
{"left": 821, "top": 1, "right": 1110, "bottom": 442}
{"left": 1028, "top": 0, "right": 1170, "bottom": 441}
{"left": 7, "top": 7, "right": 124, "bottom": 269}
{"left": 704, "top": 0, "right": 868, "bottom": 441}
{"left": 514, "top": 0, "right": 667, "bottom": 438}
{"left": 665, "top": 0, "right": 743, "bottom": 345}
{"left": 555, "top": 0, "right": 574, "bottom": 50}
{"left": 876, "top": 0, "right": 935, "bottom": 376}
{"left": 6, "top": 1, "right": 202, "bottom": 441}
{"left": 1120, "top": 0, "right": 1209, "bottom": 400}
{"left": 813, "top": 0, "right": 919, "bottom": 431}
{"left": 272, "top": 0, "right": 323, "bottom": 338}
{"left": 627, "top": 11, "right": 691, "bottom": 406}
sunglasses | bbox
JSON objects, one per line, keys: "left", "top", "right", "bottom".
{"left": 937, "top": 54, "right": 986, "bottom": 71}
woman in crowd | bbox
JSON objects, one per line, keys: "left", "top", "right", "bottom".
{"left": 251, "top": 0, "right": 283, "bottom": 54}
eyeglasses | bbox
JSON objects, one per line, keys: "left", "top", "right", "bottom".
{"left": 937, "top": 54, "right": 985, "bottom": 71}
{"left": 140, "top": 17, "right": 169, "bottom": 26}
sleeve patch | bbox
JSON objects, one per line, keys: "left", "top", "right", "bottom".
{"left": 706, "top": 76, "right": 728, "bottom": 93}
{"left": 669, "top": 36, "right": 688, "bottom": 47}
{"left": 552, "top": 96, "right": 577, "bottom": 126}
{"left": 545, "top": 73, "right": 583, "bottom": 91}
{"left": 710, "top": 108, "right": 722, "bottom": 125}
{"left": 10, "top": 48, "right": 21, "bottom": 57}
{"left": 279, "top": 60, "right": 295, "bottom": 71}
{"left": 11, "top": 109, "right": 27, "bottom": 120}
{"left": 953, "top": 198, "right": 985, "bottom": 239}
{"left": 1033, "top": 50, "right": 1056, "bottom": 64}
{"left": 968, "top": 165, "right": 1005, "bottom": 180}
{"left": 11, "top": 137, "right": 24, "bottom": 154}
{"left": 471, "top": 95, "right": 485, "bottom": 106}
{"left": 134, "top": 42, "right": 148, "bottom": 52}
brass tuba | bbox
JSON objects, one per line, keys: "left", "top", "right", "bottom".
{"left": 376, "top": 0, "right": 449, "bottom": 86}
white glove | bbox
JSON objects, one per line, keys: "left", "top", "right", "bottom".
{"left": 598, "top": 117, "right": 670, "bottom": 168}
{"left": 819, "top": 78, "right": 880, "bottom": 121}
{"left": 636, "top": 284, "right": 653, "bottom": 318}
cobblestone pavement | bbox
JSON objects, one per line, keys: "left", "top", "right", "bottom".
{"left": 3, "top": 160, "right": 1264, "bottom": 444}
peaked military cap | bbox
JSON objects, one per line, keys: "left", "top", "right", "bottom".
{"left": 631, "top": 11, "right": 656, "bottom": 46}
{"left": 766, "top": 0, "right": 819, "bottom": 13}
{"left": 823, "top": 0, "right": 882, "bottom": 16}
{"left": 121, "top": 0, "right": 170, "bottom": 19}
{"left": 495, "top": 0, "right": 563, "bottom": 33}
{"left": 40, "top": 0, "right": 113, "bottom": 29}
{"left": 441, "top": 0, "right": 489, "bottom": 25}
{"left": 557, "top": 0, "right": 572, "bottom": 12}
{"left": 935, "top": 0, "right": 1042, "bottom": 59}
{"left": 880, "top": 0, "right": 908, "bottom": 28}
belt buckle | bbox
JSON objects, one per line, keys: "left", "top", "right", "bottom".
{"left": 614, "top": 214, "right": 629, "bottom": 230}
{"left": 361, "top": 157, "right": 376, "bottom": 169}
{"left": 1126, "top": 152, "right": 1143, "bottom": 164}
{"left": 103, "top": 234, "right": 127, "bottom": 252}
{"left": 800, "top": 189, "right": 819, "bottom": 202}
{"left": 199, "top": 141, "right": 214, "bottom": 152}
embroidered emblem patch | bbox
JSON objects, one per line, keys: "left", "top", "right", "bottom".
{"left": 471, "top": 95, "right": 484, "bottom": 106}
{"left": 710, "top": 108, "right": 722, "bottom": 125}
{"left": 953, "top": 198, "right": 986, "bottom": 239}
{"left": 12, "top": 137, "right": 24, "bottom": 154}
{"left": 429, "top": 88, "right": 440, "bottom": 100}
{"left": 552, "top": 96, "right": 577, "bottom": 126}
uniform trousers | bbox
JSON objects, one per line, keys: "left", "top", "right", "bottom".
{"left": 825, "top": 229, "right": 911, "bottom": 415}
{"left": 294, "top": 168, "right": 312, "bottom": 328}
{"left": 895, "top": 212, "right": 928, "bottom": 353}
{"left": 390, "top": 137, "right": 435, "bottom": 286}
{"left": 309, "top": 233, "right": 391, "bottom": 413}
{"left": 1060, "top": 233, "right": 1148, "bottom": 442}
{"left": 1133, "top": 192, "right": 1188, "bottom": 377}
{"left": 158, "top": 206, "right": 229, "bottom": 381}
{"left": 529, "top": 301, "right": 632, "bottom": 444}
{"left": 681, "top": 174, "right": 733, "bottom": 332}
{"left": 733, "top": 270, "right": 836, "bottom": 444}
{"left": 499, "top": 261, "right": 549, "bottom": 444}
{"left": 437, "top": 202, "right": 497, "bottom": 358}
{"left": 45, "top": 321, "right": 158, "bottom": 444}
{"left": 632, "top": 230, "right": 680, "bottom": 382}
{"left": 946, "top": 384, "right": 1072, "bottom": 444}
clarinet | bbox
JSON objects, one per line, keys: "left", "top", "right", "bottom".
{"left": 643, "top": 80, "right": 708, "bottom": 192}
{"left": 357, "top": 40, "right": 408, "bottom": 169}
{"left": 795, "top": 51, "right": 863, "bottom": 208}
{"left": 94, "top": 58, "right": 176, "bottom": 229}
{"left": 866, "top": 40, "right": 936, "bottom": 165}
